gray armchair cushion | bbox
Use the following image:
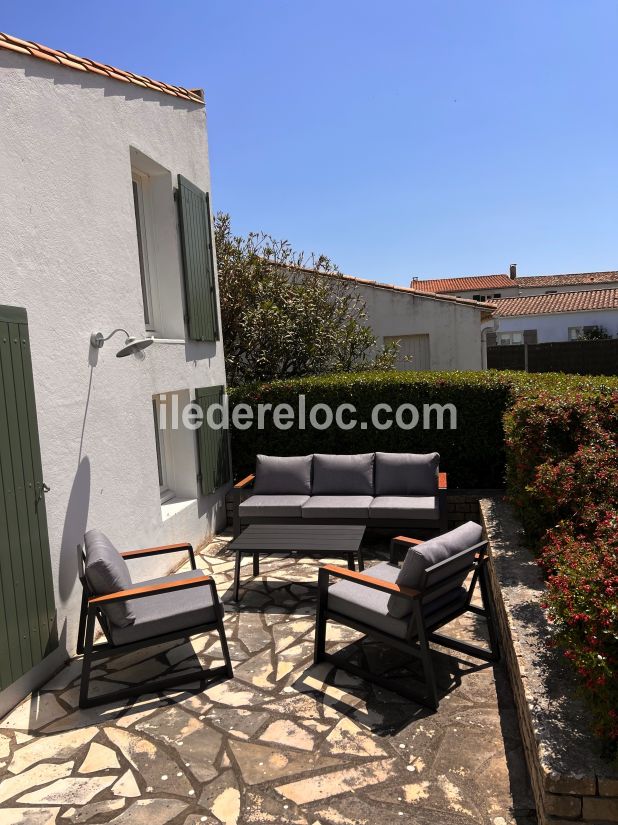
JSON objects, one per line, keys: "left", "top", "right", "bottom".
{"left": 368, "top": 496, "right": 438, "bottom": 521}
{"left": 312, "top": 453, "right": 375, "bottom": 496}
{"left": 328, "top": 561, "right": 467, "bottom": 640}
{"left": 375, "top": 452, "right": 440, "bottom": 496}
{"left": 239, "top": 494, "right": 309, "bottom": 518}
{"left": 110, "top": 570, "right": 221, "bottom": 646}
{"left": 388, "top": 521, "right": 483, "bottom": 618}
{"left": 301, "top": 496, "right": 373, "bottom": 519}
{"left": 253, "top": 455, "right": 312, "bottom": 495}
{"left": 84, "top": 530, "right": 135, "bottom": 628}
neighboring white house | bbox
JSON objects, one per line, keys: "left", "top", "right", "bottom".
{"left": 412, "top": 266, "right": 618, "bottom": 303}
{"left": 481, "top": 288, "right": 618, "bottom": 345}
{"left": 321, "top": 272, "right": 492, "bottom": 371}
{"left": 0, "top": 32, "right": 229, "bottom": 711}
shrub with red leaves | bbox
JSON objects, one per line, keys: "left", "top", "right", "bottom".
{"left": 505, "top": 390, "right": 618, "bottom": 748}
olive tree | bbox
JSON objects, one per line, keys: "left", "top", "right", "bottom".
{"left": 215, "top": 213, "right": 397, "bottom": 385}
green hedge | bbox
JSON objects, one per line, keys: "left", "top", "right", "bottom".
{"left": 227, "top": 370, "right": 618, "bottom": 488}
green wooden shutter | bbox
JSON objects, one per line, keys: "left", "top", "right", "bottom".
{"left": 195, "top": 385, "right": 230, "bottom": 496}
{"left": 0, "top": 305, "right": 57, "bottom": 689}
{"left": 177, "top": 175, "right": 219, "bottom": 342}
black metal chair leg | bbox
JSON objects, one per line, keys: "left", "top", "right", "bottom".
{"left": 252, "top": 552, "right": 260, "bottom": 577}
{"left": 79, "top": 609, "right": 97, "bottom": 709}
{"left": 479, "top": 563, "right": 500, "bottom": 661}
{"left": 76, "top": 589, "right": 89, "bottom": 655}
{"left": 413, "top": 601, "right": 439, "bottom": 710}
{"left": 357, "top": 548, "right": 365, "bottom": 572}
{"left": 347, "top": 553, "right": 355, "bottom": 571}
{"left": 216, "top": 615, "right": 234, "bottom": 679}
{"left": 314, "top": 569, "right": 328, "bottom": 664}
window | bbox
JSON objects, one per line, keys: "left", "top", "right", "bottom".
{"left": 568, "top": 327, "right": 584, "bottom": 341}
{"left": 152, "top": 398, "right": 175, "bottom": 503}
{"left": 472, "top": 294, "right": 487, "bottom": 302}
{"left": 497, "top": 331, "right": 524, "bottom": 345}
{"left": 493, "top": 293, "right": 502, "bottom": 298}
{"left": 131, "top": 171, "right": 157, "bottom": 331}
{"left": 545, "top": 290, "right": 557, "bottom": 294}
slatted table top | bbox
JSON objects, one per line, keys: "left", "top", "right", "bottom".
{"left": 229, "top": 524, "right": 365, "bottom": 553}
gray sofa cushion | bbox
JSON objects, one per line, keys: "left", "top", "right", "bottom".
{"left": 301, "top": 496, "right": 373, "bottom": 519}
{"left": 239, "top": 494, "right": 310, "bottom": 518}
{"left": 388, "top": 521, "right": 483, "bottom": 618}
{"left": 84, "top": 530, "right": 135, "bottom": 628}
{"left": 368, "top": 496, "right": 438, "bottom": 521}
{"left": 375, "top": 452, "right": 440, "bottom": 496}
{"left": 253, "top": 455, "right": 312, "bottom": 495}
{"left": 110, "top": 569, "right": 221, "bottom": 646}
{"left": 312, "top": 453, "right": 375, "bottom": 496}
{"left": 328, "top": 560, "right": 467, "bottom": 640}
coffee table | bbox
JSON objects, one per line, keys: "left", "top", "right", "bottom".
{"left": 229, "top": 524, "right": 365, "bottom": 602}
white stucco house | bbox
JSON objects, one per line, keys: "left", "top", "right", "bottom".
{"left": 482, "top": 288, "right": 618, "bottom": 346}
{"left": 324, "top": 272, "right": 492, "bottom": 371}
{"left": 0, "top": 32, "right": 229, "bottom": 712}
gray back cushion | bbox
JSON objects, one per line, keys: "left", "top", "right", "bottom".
{"left": 84, "top": 530, "right": 135, "bottom": 628}
{"left": 253, "top": 455, "right": 313, "bottom": 495}
{"left": 375, "top": 452, "right": 439, "bottom": 496}
{"left": 312, "top": 453, "right": 375, "bottom": 495}
{"left": 388, "top": 521, "right": 483, "bottom": 618}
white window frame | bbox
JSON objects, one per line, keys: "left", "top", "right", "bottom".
{"left": 497, "top": 331, "right": 524, "bottom": 346}
{"left": 568, "top": 326, "right": 584, "bottom": 341}
{"left": 132, "top": 171, "right": 159, "bottom": 333}
{"left": 152, "top": 398, "right": 175, "bottom": 504}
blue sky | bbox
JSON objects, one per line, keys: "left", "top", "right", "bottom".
{"left": 4, "top": 2, "right": 617, "bottom": 284}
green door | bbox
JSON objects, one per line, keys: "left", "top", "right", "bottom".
{"left": 0, "top": 305, "right": 56, "bottom": 689}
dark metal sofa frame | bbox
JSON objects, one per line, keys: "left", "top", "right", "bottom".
{"left": 313, "top": 537, "right": 499, "bottom": 710}
{"left": 76, "top": 541, "right": 233, "bottom": 709}
{"left": 233, "top": 471, "right": 449, "bottom": 537}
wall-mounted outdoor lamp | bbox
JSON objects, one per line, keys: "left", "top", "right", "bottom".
{"left": 90, "top": 328, "right": 154, "bottom": 358}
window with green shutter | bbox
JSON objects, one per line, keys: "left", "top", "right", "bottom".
{"left": 177, "top": 175, "right": 219, "bottom": 342}
{"left": 195, "top": 385, "right": 230, "bottom": 495}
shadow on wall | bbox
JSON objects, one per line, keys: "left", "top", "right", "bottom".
{"left": 58, "top": 456, "right": 91, "bottom": 603}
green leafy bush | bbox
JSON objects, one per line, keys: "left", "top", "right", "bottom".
{"left": 505, "top": 390, "right": 618, "bottom": 747}
{"left": 228, "top": 370, "right": 618, "bottom": 488}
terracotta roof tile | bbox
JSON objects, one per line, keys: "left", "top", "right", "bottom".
{"left": 413, "top": 274, "right": 513, "bottom": 292}
{"left": 0, "top": 31, "right": 205, "bottom": 104}
{"left": 277, "top": 263, "right": 493, "bottom": 311}
{"left": 494, "top": 288, "right": 618, "bottom": 317}
{"left": 516, "top": 271, "right": 618, "bottom": 288}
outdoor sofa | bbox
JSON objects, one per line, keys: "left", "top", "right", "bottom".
{"left": 233, "top": 452, "right": 448, "bottom": 536}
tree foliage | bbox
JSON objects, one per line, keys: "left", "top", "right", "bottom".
{"left": 215, "top": 213, "right": 397, "bottom": 385}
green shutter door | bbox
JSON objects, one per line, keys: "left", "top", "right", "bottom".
{"left": 195, "top": 385, "right": 230, "bottom": 496}
{"left": 0, "top": 305, "right": 57, "bottom": 690}
{"left": 177, "top": 175, "right": 219, "bottom": 342}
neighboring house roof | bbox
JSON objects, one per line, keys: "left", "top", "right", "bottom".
{"left": 0, "top": 31, "right": 204, "bottom": 104}
{"left": 278, "top": 263, "right": 494, "bottom": 312}
{"left": 413, "top": 274, "right": 513, "bottom": 293}
{"left": 493, "top": 288, "right": 618, "bottom": 317}
{"left": 516, "top": 271, "right": 618, "bottom": 288}
{"left": 413, "top": 270, "right": 618, "bottom": 293}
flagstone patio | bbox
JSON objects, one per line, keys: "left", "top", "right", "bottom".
{"left": 0, "top": 534, "right": 536, "bottom": 825}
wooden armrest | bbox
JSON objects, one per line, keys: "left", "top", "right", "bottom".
{"left": 392, "top": 536, "right": 424, "bottom": 546}
{"left": 234, "top": 474, "right": 255, "bottom": 489}
{"left": 89, "top": 575, "right": 212, "bottom": 605}
{"left": 121, "top": 542, "right": 193, "bottom": 559}
{"left": 321, "top": 564, "right": 420, "bottom": 600}
{"left": 438, "top": 472, "right": 447, "bottom": 490}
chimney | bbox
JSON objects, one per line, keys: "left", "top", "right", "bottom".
{"left": 509, "top": 264, "right": 517, "bottom": 279}
{"left": 411, "top": 276, "right": 419, "bottom": 286}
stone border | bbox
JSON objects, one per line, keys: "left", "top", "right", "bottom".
{"left": 481, "top": 496, "right": 618, "bottom": 825}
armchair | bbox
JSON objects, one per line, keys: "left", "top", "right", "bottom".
{"left": 76, "top": 530, "right": 233, "bottom": 708}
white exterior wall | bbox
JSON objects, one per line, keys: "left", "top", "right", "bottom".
{"left": 0, "top": 51, "right": 227, "bottom": 697}
{"left": 356, "top": 284, "right": 484, "bottom": 370}
{"left": 483, "top": 310, "right": 618, "bottom": 343}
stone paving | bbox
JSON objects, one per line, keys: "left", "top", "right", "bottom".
{"left": 0, "top": 533, "right": 536, "bottom": 825}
